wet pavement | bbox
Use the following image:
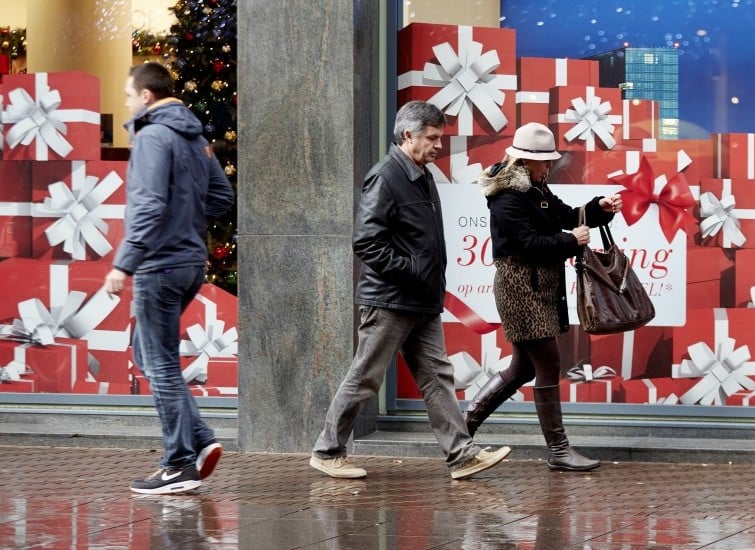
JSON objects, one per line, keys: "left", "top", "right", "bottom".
{"left": 1, "top": 445, "right": 754, "bottom": 549}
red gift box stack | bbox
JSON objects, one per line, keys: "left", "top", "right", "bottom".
{"left": 392, "top": 22, "right": 754, "bottom": 409}
{"left": 0, "top": 71, "right": 238, "bottom": 396}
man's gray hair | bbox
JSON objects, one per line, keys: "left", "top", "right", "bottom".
{"left": 393, "top": 100, "right": 446, "bottom": 144}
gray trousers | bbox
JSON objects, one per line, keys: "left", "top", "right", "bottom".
{"left": 312, "top": 306, "right": 479, "bottom": 468}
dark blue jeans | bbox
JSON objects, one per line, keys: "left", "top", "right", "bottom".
{"left": 132, "top": 266, "right": 215, "bottom": 469}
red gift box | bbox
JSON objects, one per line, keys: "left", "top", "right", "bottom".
{"left": 734, "top": 249, "right": 755, "bottom": 307}
{"left": 516, "top": 58, "right": 599, "bottom": 127}
{"left": 697, "top": 178, "right": 755, "bottom": 249}
{"left": 0, "top": 258, "right": 133, "bottom": 386}
{"left": 622, "top": 377, "right": 700, "bottom": 404}
{"left": 560, "top": 364, "right": 622, "bottom": 403}
{"left": 176, "top": 284, "right": 238, "bottom": 392}
{"left": 429, "top": 135, "right": 509, "bottom": 183}
{"left": 0, "top": 339, "right": 87, "bottom": 393}
{"left": 397, "top": 23, "right": 517, "bottom": 136}
{"left": 0, "top": 54, "right": 9, "bottom": 76}
{"left": 1, "top": 72, "right": 101, "bottom": 161}
{"left": 619, "top": 99, "right": 659, "bottom": 141}
{"left": 686, "top": 246, "right": 735, "bottom": 308}
{"left": 672, "top": 308, "right": 755, "bottom": 405}
{"left": 0, "top": 160, "right": 32, "bottom": 256}
{"left": 589, "top": 327, "right": 673, "bottom": 380}
{"left": 548, "top": 85, "right": 623, "bottom": 152}
{"left": 713, "top": 133, "right": 755, "bottom": 180}
{"left": 30, "top": 160, "right": 127, "bottom": 261}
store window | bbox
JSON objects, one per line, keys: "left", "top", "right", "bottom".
{"left": 0, "top": 0, "right": 238, "bottom": 405}
{"left": 388, "top": 1, "right": 755, "bottom": 416}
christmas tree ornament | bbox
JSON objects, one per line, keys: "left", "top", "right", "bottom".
{"left": 211, "top": 79, "right": 226, "bottom": 91}
{"left": 184, "top": 80, "right": 198, "bottom": 92}
{"left": 224, "top": 130, "right": 237, "bottom": 142}
{"left": 224, "top": 164, "right": 237, "bottom": 177}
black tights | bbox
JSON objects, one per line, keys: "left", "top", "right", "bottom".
{"left": 503, "top": 337, "right": 561, "bottom": 388}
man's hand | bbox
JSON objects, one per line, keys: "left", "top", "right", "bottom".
{"left": 104, "top": 268, "right": 129, "bottom": 296}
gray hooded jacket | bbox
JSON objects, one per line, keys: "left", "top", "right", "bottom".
{"left": 113, "top": 99, "right": 234, "bottom": 275}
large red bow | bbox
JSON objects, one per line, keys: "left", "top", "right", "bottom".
{"left": 611, "top": 156, "right": 696, "bottom": 243}
{"left": 444, "top": 292, "right": 500, "bottom": 334}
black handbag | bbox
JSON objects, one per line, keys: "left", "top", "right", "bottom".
{"left": 574, "top": 208, "right": 655, "bottom": 334}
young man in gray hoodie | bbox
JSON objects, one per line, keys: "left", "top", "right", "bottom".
{"left": 104, "top": 62, "right": 234, "bottom": 495}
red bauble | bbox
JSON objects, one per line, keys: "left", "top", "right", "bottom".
{"left": 185, "top": 33, "right": 194, "bottom": 41}
{"left": 212, "top": 59, "right": 225, "bottom": 73}
{"left": 213, "top": 245, "right": 230, "bottom": 260}
{"left": 152, "top": 43, "right": 163, "bottom": 54}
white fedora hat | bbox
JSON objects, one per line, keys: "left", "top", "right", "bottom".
{"left": 505, "top": 122, "right": 561, "bottom": 161}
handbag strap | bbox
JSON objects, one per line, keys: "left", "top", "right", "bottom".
{"left": 579, "top": 205, "right": 614, "bottom": 250}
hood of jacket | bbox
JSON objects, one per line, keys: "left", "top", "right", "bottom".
{"left": 128, "top": 98, "right": 204, "bottom": 139}
{"left": 478, "top": 162, "right": 531, "bottom": 197}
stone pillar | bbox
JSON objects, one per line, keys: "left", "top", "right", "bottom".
{"left": 237, "top": 0, "right": 381, "bottom": 452}
{"left": 25, "top": 0, "right": 133, "bottom": 147}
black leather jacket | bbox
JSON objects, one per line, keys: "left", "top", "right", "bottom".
{"left": 353, "top": 144, "right": 447, "bottom": 314}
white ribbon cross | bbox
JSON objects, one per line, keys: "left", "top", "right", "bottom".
{"left": 35, "top": 161, "right": 124, "bottom": 260}
{"left": 398, "top": 27, "right": 516, "bottom": 135}
{"left": 679, "top": 338, "right": 755, "bottom": 405}
{"left": 560, "top": 86, "right": 622, "bottom": 150}
{"left": 180, "top": 295, "right": 238, "bottom": 384}
{"left": 2, "top": 73, "right": 100, "bottom": 160}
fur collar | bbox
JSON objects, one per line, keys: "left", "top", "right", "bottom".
{"left": 478, "top": 163, "right": 532, "bottom": 197}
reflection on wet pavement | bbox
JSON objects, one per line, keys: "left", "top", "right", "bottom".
{"left": 0, "top": 446, "right": 753, "bottom": 549}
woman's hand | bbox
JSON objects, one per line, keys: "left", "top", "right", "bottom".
{"left": 571, "top": 225, "right": 590, "bottom": 246}
{"left": 600, "top": 194, "right": 623, "bottom": 213}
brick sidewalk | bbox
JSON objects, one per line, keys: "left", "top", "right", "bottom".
{"left": 1, "top": 445, "right": 753, "bottom": 548}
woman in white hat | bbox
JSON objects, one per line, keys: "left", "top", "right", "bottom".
{"left": 466, "top": 122, "right": 622, "bottom": 471}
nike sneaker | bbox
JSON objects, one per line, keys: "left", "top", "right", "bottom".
{"left": 196, "top": 442, "right": 223, "bottom": 479}
{"left": 130, "top": 464, "right": 202, "bottom": 495}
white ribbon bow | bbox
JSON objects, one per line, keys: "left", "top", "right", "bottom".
{"left": 699, "top": 190, "right": 750, "bottom": 248}
{"left": 36, "top": 162, "right": 124, "bottom": 260}
{"left": 450, "top": 332, "right": 511, "bottom": 391}
{"left": 562, "top": 87, "right": 622, "bottom": 150}
{"left": 2, "top": 74, "right": 100, "bottom": 160}
{"left": 179, "top": 294, "right": 238, "bottom": 384}
{"left": 679, "top": 338, "right": 755, "bottom": 405}
{"left": 2, "top": 290, "right": 120, "bottom": 346}
{"left": 398, "top": 27, "right": 516, "bottom": 135}
{"left": 566, "top": 364, "right": 616, "bottom": 383}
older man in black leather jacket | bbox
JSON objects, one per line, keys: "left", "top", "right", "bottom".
{"left": 310, "top": 101, "right": 511, "bottom": 480}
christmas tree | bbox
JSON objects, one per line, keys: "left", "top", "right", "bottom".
{"left": 167, "top": 0, "right": 238, "bottom": 293}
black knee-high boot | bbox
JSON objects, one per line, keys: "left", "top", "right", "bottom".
{"left": 533, "top": 385, "right": 600, "bottom": 471}
{"left": 464, "top": 369, "right": 521, "bottom": 437}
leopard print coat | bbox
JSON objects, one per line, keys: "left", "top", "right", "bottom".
{"left": 480, "top": 164, "right": 561, "bottom": 341}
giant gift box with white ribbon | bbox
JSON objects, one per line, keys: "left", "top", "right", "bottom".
{"left": 177, "top": 284, "right": 238, "bottom": 391}
{"left": 622, "top": 377, "right": 700, "bottom": 405}
{"left": 515, "top": 57, "right": 599, "bottom": 127}
{"left": 558, "top": 364, "right": 623, "bottom": 403}
{"left": 1, "top": 72, "right": 101, "bottom": 161}
{"left": 0, "top": 160, "right": 31, "bottom": 256}
{"left": 0, "top": 258, "right": 132, "bottom": 388}
{"left": 30, "top": 160, "right": 126, "bottom": 261}
{"left": 671, "top": 308, "right": 755, "bottom": 406}
{"left": 0, "top": 338, "right": 87, "bottom": 393}
{"left": 548, "top": 85, "right": 623, "bottom": 152}
{"left": 713, "top": 133, "right": 755, "bottom": 180}
{"left": 397, "top": 23, "right": 517, "bottom": 136}
{"left": 697, "top": 178, "right": 755, "bottom": 249}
